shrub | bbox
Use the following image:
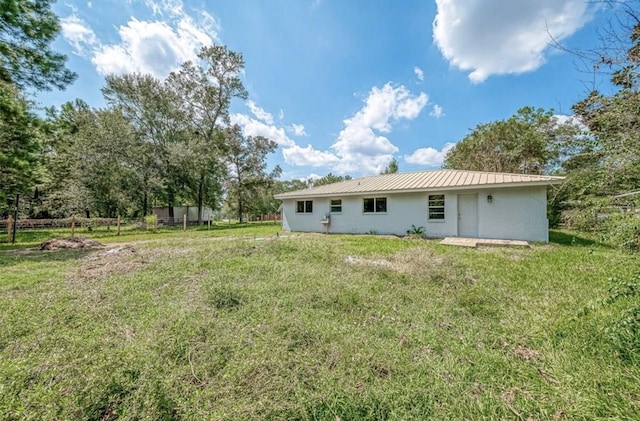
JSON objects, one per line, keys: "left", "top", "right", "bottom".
{"left": 601, "top": 213, "right": 640, "bottom": 251}
{"left": 405, "top": 224, "right": 426, "bottom": 239}
{"left": 581, "top": 274, "right": 640, "bottom": 363}
{"left": 143, "top": 214, "right": 157, "bottom": 231}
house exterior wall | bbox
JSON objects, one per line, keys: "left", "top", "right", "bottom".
{"left": 280, "top": 185, "right": 550, "bottom": 242}
{"left": 476, "top": 186, "right": 549, "bottom": 242}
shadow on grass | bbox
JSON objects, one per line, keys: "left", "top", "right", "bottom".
{"left": 0, "top": 248, "right": 97, "bottom": 267}
{"left": 549, "top": 230, "right": 607, "bottom": 247}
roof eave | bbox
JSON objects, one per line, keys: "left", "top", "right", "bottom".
{"left": 274, "top": 179, "right": 564, "bottom": 199}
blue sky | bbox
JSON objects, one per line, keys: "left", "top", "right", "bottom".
{"left": 40, "top": 0, "right": 616, "bottom": 180}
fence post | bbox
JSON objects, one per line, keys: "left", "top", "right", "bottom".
{"left": 11, "top": 194, "right": 19, "bottom": 243}
{"left": 7, "top": 215, "right": 13, "bottom": 244}
{"left": 154, "top": 214, "right": 158, "bottom": 231}
{"left": 71, "top": 216, "right": 76, "bottom": 237}
{"left": 117, "top": 215, "right": 121, "bottom": 236}
{"left": 208, "top": 215, "right": 211, "bottom": 230}
{"left": 183, "top": 214, "right": 187, "bottom": 231}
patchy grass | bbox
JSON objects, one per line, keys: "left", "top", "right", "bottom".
{"left": 1, "top": 229, "right": 639, "bottom": 419}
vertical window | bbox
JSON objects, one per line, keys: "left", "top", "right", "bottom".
{"left": 428, "top": 194, "right": 445, "bottom": 220}
{"left": 296, "top": 200, "right": 313, "bottom": 213}
{"left": 363, "top": 197, "right": 387, "bottom": 213}
{"left": 330, "top": 199, "right": 342, "bottom": 213}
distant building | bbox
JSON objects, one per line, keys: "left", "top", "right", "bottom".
{"left": 153, "top": 206, "right": 213, "bottom": 225}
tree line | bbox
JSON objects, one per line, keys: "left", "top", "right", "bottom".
{"left": 0, "top": 2, "right": 282, "bottom": 223}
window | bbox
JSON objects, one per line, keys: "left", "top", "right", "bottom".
{"left": 428, "top": 194, "right": 445, "bottom": 220}
{"left": 363, "top": 197, "right": 387, "bottom": 213}
{"left": 330, "top": 199, "right": 342, "bottom": 213}
{"left": 296, "top": 200, "right": 313, "bottom": 213}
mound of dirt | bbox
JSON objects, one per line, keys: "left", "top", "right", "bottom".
{"left": 40, "top": 236, "right": 104, "bottom": 250}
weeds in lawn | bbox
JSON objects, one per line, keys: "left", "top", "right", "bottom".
{"left": 1, "top": 229, "right": 639, "bottom": 419}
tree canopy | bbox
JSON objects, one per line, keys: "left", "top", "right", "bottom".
{"left": 312, "top": 173, "right": 352, "bottom": 187}
{"left": 443, "top": 106, "right": 579, "bottom": 175}
{"left": 0, "top": 0, "right": 76, "bottom": 91}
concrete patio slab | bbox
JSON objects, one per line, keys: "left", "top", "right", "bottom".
{"left": 439, "top": 237, "right": 530, "bottom": 248}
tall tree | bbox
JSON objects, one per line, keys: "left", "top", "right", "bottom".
{"left": 224, "top": 125, "right": 280, "bottom": 223}
{"left": 40, "top": 101, "right": 154, "bottom": 218}
{"left": 381, "top": 157, "right": 399, "bottom": 174}
{"left": 0, "top": 81, "right": 41, "bottom": 214}
{"left": 166, "top": 45, "right": 248, "bottom": 223}
{"left": 569, "top": 3, "right": 640, "bottom": 197}
{"left": 0, "top": 0, "right": 76, "bottom": 90}
{"left": 443, "top": 107, "right": 578, "bottom": 174}
{"left": 102, "top": 73, "right": 184, "bottom": 217}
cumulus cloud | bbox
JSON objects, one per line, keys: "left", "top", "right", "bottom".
{"left": 414, "top": 66, "right": 424, "bottom": 81}
{"left": 282, "top": 144, "right": 339, "bottom": 167}
{"left": 230, "top": 113, "right": 295, "bottom": 147}
{"left": 60, "top": 14, "right": 98, "bottom": 56}
{"left": 430, "top": 104, "right": 444, "bottom": 119}
{"left": 61, "top": 0, "right": 217, "bottom": 78}
{"left": 247, "top": 100, "right": 274, "bottom": 124}
{"left": 288, "top": 124, "right": 307, "bottom": 136}
{"left": 433, "top": 0, "right": 593, "bottom": 83}
{"left": 329, "top": 83, "right": 427, "bottom": 173}
{"left": 405, "top": 142, "right": 456, "bottom": 167}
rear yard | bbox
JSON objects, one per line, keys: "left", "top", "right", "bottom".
{"left": 1, "top": 227, "right": 638, "bottom": 419}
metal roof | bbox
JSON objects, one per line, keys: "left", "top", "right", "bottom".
{"left": 274, "top": 169, "right": 564, "bottom": 199}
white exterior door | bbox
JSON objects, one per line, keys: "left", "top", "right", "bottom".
{"left": 458, "top": 194, "right": 478, "bottom": 237}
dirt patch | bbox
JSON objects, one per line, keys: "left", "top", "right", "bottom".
{"left": 40, "top": 236, "right": 104, "bottom": 250}
{"left": 513, "top": 345, "right": 542, "bottom": 361}
{"left": 344, "top": 248, "right": 445, "bottom": 274}
{"left": 71, "top": 244, "right": 194, "bottom": 283}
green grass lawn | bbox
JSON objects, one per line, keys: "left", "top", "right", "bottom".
{"left": 1, "top": 227, "right": 639, "bottom": 420}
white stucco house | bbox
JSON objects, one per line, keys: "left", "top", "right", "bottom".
{"left": 274, "top": 169, "right": 564, "bottom": 242}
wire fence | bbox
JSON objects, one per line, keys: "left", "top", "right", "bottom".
{"left": 1, "top": 214, "right": 282, "bottom": 244}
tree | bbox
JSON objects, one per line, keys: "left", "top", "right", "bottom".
{"left": 0, "top": 0, "right": 76, "bottom": 91}
{"left": 0, "top": 81, "right": 41, "bottom": 215}
{"left": 102, "top": 73, "right": 187, "bottom": 218}
{"left": 103, "top": 45, "right": 249, "bottom": 223}
{"left": 312, "top": 173, "right": 352, "bottom": 187}
{"left": 165, "top": 45, "right": 248, "bottom": 224}
{"left": 224, "top": 125, "right": 281, "bottom": 222}
{"left": 40, "top": 101, "right": 156, "bottom": 218}
{"left": 443, "top": 107, "right": 578, "bottom": 174}
{"left": 381, "top": 157, "right": 399, "bottom": 174}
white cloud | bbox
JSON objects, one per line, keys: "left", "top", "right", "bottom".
{"left": 554, "top": 114, "right": 588, "bottom": 131}
{"left": 62, "top": 0, "right": 217, "bottom": 78}
{"left": 433, "top": 0, "right": 593, "bottom": 83}
{"left": 288, "top": 123, "right": 307, "bottom": 136}
{"left": 60, "top": 14, "right": 98, "bottom": 56}
{"left": 405, "top": 142, "right": 456, "bottom": 167}
{"left": 247, "top": 100, "right": 274, "bottom": 124}
{"left": 230, "top": 113, "right": 295, "bottom": 147}
{"left": 430, "top": 104, "right": 444, "bottom": 119}
{"left": 414, "top": 66, "right": 424, "bottom": 81}
{"left": 328, "top": 83, "right": 427, "bottom": 173}
{"left": 282, "top": 144, "right": 339, "bottom": 167}
{"left": 278, "top": 109, "right": 285, "bottom": 120}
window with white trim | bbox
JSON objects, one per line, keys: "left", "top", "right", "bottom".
{"left": 296, "top": 200, "right": 313, "bottom": 213}
{"left": 330, "top": 199, "right": 342, "bottom": 213}
{"left": 363, "top": 197, "right": 387, "bottom": 213}
{"left": 428, "top": 194, "right": 445, "bottom": 220}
